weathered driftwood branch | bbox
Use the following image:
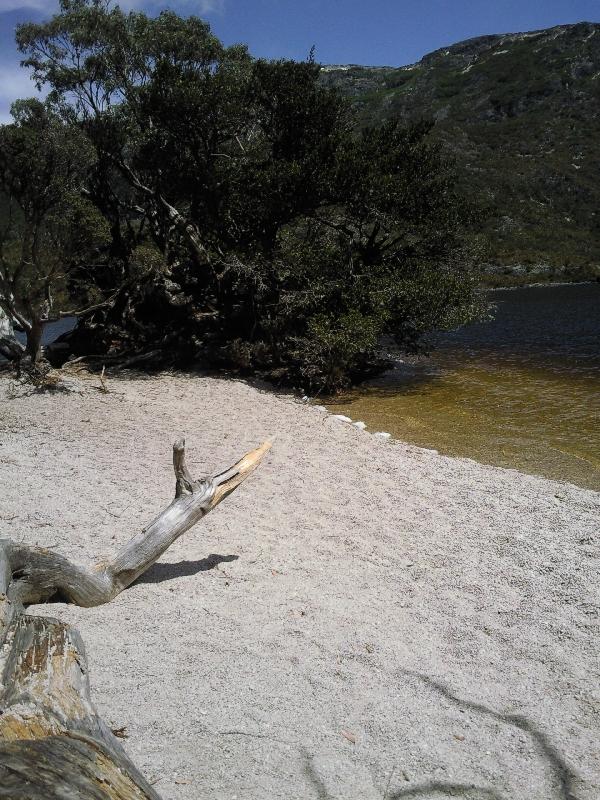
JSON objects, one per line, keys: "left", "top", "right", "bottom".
{"left": 0, "top": 439, "right": 271, "bottom": 799}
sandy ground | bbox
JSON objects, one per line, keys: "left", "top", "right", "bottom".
{"left": 0, "top": 371, "right": 598, "bottom": 800}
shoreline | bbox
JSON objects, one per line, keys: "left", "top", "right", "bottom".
{"left": 1, "top": 371, "right": 598, "bottom": 799}
{"left": 486, "top": 278, "right": 599, "bottom": 291}
{"left": 320, "top": 398, "right": 600, "bottom": 494}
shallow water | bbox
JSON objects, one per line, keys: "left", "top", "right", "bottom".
{"left": 328, "top": 283, "right": 600, "bottom": 491}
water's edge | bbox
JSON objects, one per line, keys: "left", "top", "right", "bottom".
{"left": 327, "top": 283, "right": 600, "bottom": 492}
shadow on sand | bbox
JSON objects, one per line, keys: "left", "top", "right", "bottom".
{"left": 135, "top": 553, "right": 239, "bottom": 585}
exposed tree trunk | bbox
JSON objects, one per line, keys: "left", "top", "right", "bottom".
{"left": 0, "top": 438, "right": 271, "bottom": 799}
{"left": 25, "top": 316, "right": 43, "bottom": 362}
{"left": 113, "top": 159, "right": 210, "bottom": 267}
{"left": 0, "top": 305, "right": 25, "bottom": 362}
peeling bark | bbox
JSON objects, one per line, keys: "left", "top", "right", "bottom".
{"left": 0, "top": 439, "right": 271, "bottom": 799}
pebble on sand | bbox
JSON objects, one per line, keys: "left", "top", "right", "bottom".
{"left": 353, "top": 421, "right": 367, "bottom": 430}
{"left": 332, "top": 414, "right": 352, "bottom": 423}
{"left": 374, "top": 432, "right": 392, "bottom": 439}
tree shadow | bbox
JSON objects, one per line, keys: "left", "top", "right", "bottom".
{"left": 391, "top": 782, "right": 504, "bottom": 799}
{"left": 134, "top": 553, "right": 239, "bottom": 585}
{"left": 302, "top": 668, "right": 579, "bottom": 800}
{"left": 390, "top": 670, "right": 577, "bottom": 800}
{"left": 302, "top": 755, "right": 331, "bottom": 800}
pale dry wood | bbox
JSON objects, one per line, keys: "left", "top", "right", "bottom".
{"left": 99, "top": 365, "right": 108, "bottom": 393}
{"left": 0, "top": 438, "right": 271, "bottom": 799}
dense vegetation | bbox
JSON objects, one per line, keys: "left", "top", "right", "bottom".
{"left": 1, "top": 0, "right": 483, "bottom": 390}
{"left": 321, "top": 23, "right": 600, "bottom": 285}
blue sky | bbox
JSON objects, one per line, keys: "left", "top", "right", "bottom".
{"left": 1, "top": 0, "right": 600, "bottom": 121}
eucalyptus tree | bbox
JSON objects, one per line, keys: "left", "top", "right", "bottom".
{"left": 0, "top": 98, "right": 108, "bottom": 364}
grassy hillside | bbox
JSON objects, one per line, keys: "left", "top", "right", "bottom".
{"left": 321, "top": 22, "right": 600, "bottom": 284}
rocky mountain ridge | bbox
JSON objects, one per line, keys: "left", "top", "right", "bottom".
{"left": 321, "top": 22, "right": 600, "bottom": 284}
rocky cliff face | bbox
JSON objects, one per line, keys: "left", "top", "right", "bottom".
{"left": 322, "top": 23, "right": 600, "bottom": 283}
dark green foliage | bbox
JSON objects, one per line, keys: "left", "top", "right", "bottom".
{"left": 11, "top": 0, "right": 482, "bottom": 390}
{"left": 0, "top": 98, "right": 108, "bottom": 359}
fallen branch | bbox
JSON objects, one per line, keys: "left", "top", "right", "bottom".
{"left": 0, "top": 438, "right": 271, "bottom": 798}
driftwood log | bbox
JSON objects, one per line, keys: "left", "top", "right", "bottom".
{"left": 0, "top": 438, "right": 270, "bottom": 799}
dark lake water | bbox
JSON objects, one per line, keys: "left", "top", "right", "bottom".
{"left": 13, "top": 316, "right": 76, "bottom": 347}
{"left": 328, "top": 283, "right": 600, "bottom": 491}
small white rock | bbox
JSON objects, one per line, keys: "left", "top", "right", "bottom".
{"left": 314, "top": 405, "right": 327, "bottom": 412}
{"left": 331, "top": 414, "right": 352, "bottom": 423}
{"left": 374, "top": 431, "right": 392, "bottom": 439}
{"left": 353, "top": 421, "right": 367, "bottom": 430}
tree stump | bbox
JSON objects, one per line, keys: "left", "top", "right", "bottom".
{"left": 0, "top": 439, "right": 271, "bottom": 799}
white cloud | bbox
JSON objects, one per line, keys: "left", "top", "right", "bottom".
{"left": 0, "top": 64, "right": 46, "bottom": 123}
{"left": 0, "top": 0, "right": 224, "bottom": 12}
{"left": 118, "top": 0, "right": 224, "bottom": 12}
{"left": 0, "top": 65, "right": 39, "bottom": 99}
{"left": 0, "top": 0, "right": 49, "bottom": 10}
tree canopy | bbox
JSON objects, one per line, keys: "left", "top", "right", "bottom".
{"left": 5, "top": 0, "right": 484, "bottom": 390}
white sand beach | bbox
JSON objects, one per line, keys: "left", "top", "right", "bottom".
{"left": 0, "top": 372, "right": 598, "bottom": 799}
